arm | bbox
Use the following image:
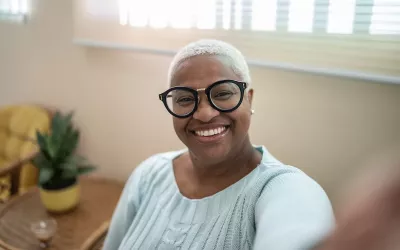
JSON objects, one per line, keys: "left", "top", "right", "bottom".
{"left": 253, "top": 172, "right": 335, "bottom": 250}
{"left": 102, "top": 165, "right": 144, "bottom": 250}
{"left": 313, "top": 159, "right": 400, "bottom": 250}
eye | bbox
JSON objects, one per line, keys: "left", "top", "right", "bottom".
{"left": 176, "top": 96, "right": 195, "bottom": 105}
{"left": 213, "top": 91, "right": 235, "bottom": 99}
{"left": 177, "top": 97, "right": 194, "bottom": 102}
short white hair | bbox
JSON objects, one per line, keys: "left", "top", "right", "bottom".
{"left": 167, "top": 39, "right": 251, "bottom": 86}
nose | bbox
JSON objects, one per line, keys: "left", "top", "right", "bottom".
{"left": 193, "top": 95, "right": 219, "bottom": 122}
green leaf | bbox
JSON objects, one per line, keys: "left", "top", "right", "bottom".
{"left": 60, "top": 155, "right": 79, "bottom": 169}
{"left": 68, "top": 130, "right": 80, "bottom": 152}
{"left": 73, "top": 155, "right": 86, "bottom": 164}
{"left": 35, "top": 131, "right": 53, "bottom": 160}
{"left": 63, "top": 111, "right": 74, "bottom": 125}
{"left": 36, "top": 132, "right": 48, "bottom": 152}
{"left": 59, "top": 155, "right": 87, "bottom": 179}
{"left": 32, "top": 153, "right": 51, "bottom": 169}
{"left": 50, "top": 115, "right": 62, "bottom": 157}
{"left": 51, "top": 111, "right": 73, "bottom": 134}
{"left": 56, "top": 128, "right": 79, "bottom": 162}
{"left": 50, "top": 111, "right": 74, "bottom": 158}
{"left": 46, "top": 136, "right": 57, "bottom": 159}
{"left": 58, "top": 111, "right": 73, "bottom": 124}
{"left": 36, "top": 131, "right": 47, "bottom": 149}
{"left": 39, "top": 168, "right": 55, "bottom": 185}
{"left": 77, "top": 165, "right": 96, "bottom": 175}
{"left": 51, "top": 112, "right": 62, "bottom": 135}
{"left": 61, "top": 166, "right": 78, "bottom": 179}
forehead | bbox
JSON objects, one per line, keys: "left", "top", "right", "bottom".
{"left": 170, "top": 55, "right": 240, "bottom": 89}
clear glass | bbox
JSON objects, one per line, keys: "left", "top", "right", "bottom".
{"left": 31, "top": 218, "right": 57, "bottom": 249}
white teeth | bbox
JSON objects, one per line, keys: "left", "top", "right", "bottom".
{"left": 195, "top": 126, "right": 227, "bottom": 137}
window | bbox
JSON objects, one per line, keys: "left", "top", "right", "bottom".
{"left": 370, "top": 0, "right": 400, "bottom": 34}
{"left": 117, "top": 0, "right": 400, "bottom": 35}
{"left": 251, "top": 0, "right": 277, "bottom": 31}
{"left": 75, "top": 0, "right": 400, "bottom": 81}
{"left": 288, "top": 0, "right": 315, "bottom": 33}
{"left": 327, "top": 0, "right": 356, "bottom": 34}
{"left": 0, "top": 0, "right": 29, "bottom": 22}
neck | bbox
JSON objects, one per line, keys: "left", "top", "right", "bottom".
{"left": 189, "top": 138, "right": 259, "bottom": 182}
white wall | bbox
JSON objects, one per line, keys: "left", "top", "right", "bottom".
{"left": 1, "top": 0, "right": 399, "bottom": 206}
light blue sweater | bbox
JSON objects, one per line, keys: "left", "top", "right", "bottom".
{"left": 103, "top": 146, "right": 334, "bottom": 250}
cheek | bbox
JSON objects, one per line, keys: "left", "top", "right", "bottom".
{"left": 173, "top": 118, "right": 189, "bottom": 135}
{"left": 229, "top": 108, "right": 251, "bottom": 132}
{"left": 239, "top": 113, "right": 251, "bottom": 131}
{"left": 237, "top": 101, "right": 252, "bottom": 130}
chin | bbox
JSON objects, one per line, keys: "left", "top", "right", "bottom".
{"left": 187, "top": 139, "right": 232, "bottom": 164}
{"left": 198, "top": 145, "right": 230, "bottom": 160}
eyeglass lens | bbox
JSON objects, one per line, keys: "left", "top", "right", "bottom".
{"left": 165, "top": 82, "right": 242, "bottom": 116}
{"left": 166, "top": 89, "right": 196, "bottom": 117}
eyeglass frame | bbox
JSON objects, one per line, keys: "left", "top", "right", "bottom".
{"left": 158, "top": 79, "right": 248, "bottom": 118}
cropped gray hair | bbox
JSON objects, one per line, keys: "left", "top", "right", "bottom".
{"left": 167, "top": 39, "right": 251, "bottom": 86}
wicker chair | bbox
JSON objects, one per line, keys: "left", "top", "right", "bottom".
{"left": 0, "top": 105, "right": 52, "bottom": 203}
{"left": 0, "top": 151, "right": 39, "bottom": 204}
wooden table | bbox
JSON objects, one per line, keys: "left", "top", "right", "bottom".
{"left": 0, "top": 177, "right": 124, "bottom": 250}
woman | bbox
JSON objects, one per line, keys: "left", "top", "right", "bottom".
{"left": 103, "top": 39, "right": 335, "bottom": 249}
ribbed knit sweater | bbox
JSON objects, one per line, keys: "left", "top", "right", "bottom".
{"left": 103, "top": 146, "right": 334, "bottom": 250}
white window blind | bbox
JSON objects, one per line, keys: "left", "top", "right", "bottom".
{"left": 117, "top": 0, "right": 400, "bottom": 35}
{"left": 74, "top": 0, "right": 400, "bottom": 82}
{"left": 327, "top": 0, "right": 356, "bottom": 34}
{"left": 0, "top": 0, "right": 29, "bottom": 22}
{"left": 371, "top": 0, "right": 400, "bottom": 34}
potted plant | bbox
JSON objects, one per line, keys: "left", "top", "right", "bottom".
{"left": 32, "top": 111, "right": 96, "bottom": 213}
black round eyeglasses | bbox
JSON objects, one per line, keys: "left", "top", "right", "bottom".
{"left": 158, "top": 80, "right": 248, "bottom": 118}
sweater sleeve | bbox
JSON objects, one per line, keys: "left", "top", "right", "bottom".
{"left": 103, "top": 160, "right": 147, "bottom": 250}
{"left": 253, "top": 172, "right": 335, "bottom": 250}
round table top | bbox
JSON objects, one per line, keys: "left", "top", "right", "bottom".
{"left": 0, "top": 177, "right": 124, "bottom": 250}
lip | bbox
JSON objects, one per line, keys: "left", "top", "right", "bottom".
{"left": 188, "top": 124, "right": 229, "bottom": 131}
{"left": 188, "top": 125, "right": 230, "bottom": 144}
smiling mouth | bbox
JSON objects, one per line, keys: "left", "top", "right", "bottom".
{"left": 189, "top": 125, "right": 230, "bottom": 139}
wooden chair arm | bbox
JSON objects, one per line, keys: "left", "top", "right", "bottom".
{"left": 0, "top": 151, "right": 39, "bottom": 196}
{"left": 0, "top": 161, "right": 22, "bottom": 179}
{"left": 0, "top": 151, "right": 39, "bottom": 177}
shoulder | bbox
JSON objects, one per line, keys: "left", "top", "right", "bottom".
{"left": 252, "top": 147, "right": 334, "bottom": 249}
{"left": 255, "top": 145, "right": 332, "bottom": 208}
{"left": 258, "top": 165, "right": 331, "bottom": 206}
{"left": 257, "top": 163, "right": 326, "bottom": 196}
{"left": 124, "top": 149, "right": 186, "bottom": 189}
{"left": 135, "top": 149, "right": 186, "bottom": 174}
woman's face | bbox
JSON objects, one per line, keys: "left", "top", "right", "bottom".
{"left": 170, "top": 55, "right": 254, "bottom": 164}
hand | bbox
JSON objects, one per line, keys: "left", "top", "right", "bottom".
{"left": 319, "top": 151, "right": 400, "bottom": 250}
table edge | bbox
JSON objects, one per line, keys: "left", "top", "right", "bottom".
{"left": 79, "top": 220, "right": 109, "bottom": 250}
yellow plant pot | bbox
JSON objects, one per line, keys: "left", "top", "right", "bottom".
{"left": 39, "top": 182, "right": 80, "bottom": 213}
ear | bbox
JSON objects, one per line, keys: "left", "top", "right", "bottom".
{"left": 246, "top": 88, "right": 254, "bottom": 107}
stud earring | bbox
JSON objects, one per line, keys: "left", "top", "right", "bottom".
{"left": 251, "top": 109, "right": 255, "bottom": 115}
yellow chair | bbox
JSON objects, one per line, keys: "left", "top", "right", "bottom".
{"left": 0, "top": 105, "right": 51, "bottom": 202}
